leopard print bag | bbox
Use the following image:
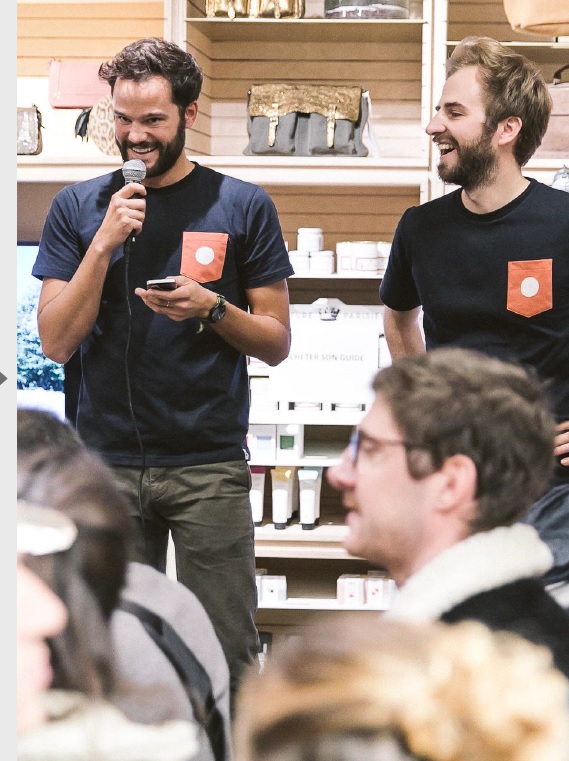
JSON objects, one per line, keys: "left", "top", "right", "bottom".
{"left": 74, "top": 95, "right": 119, "bottom": 156}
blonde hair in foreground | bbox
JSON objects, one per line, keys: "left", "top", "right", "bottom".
{"left": 234, "top": 616, "right": 569, "bottom": 761}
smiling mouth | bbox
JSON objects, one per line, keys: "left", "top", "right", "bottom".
{"left": 436, "top": 141, "right": 455, "bottom": 157}
{"left": 130, "top": 146, "right": 155, "bottom": 156}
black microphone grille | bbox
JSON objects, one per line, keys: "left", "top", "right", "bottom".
{"left": 122, "top": 159, "right": 147, "bottom": 184}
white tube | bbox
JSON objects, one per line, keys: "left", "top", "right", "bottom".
{"left": 298, "top": 467, "right": 323, "bottom": 530}
{"left": 271, "top": 466, "right": 293, "bottom": 529}
{"left": 250, "top": 466, "right": 266, "bottom": 526}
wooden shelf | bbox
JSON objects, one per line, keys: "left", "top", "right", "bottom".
{"left": 255, "top": 520, "right": 353, "bottom": 558}
{"left": 186, "top": 17, "right": 426, "bottom": 43}
{"left": 17, "top": 154, "right": 429, "bottom": 187}
{"left": 258, "top": 597, "right": 389, "bottom": 610}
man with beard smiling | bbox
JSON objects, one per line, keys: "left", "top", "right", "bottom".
{"left": 31, "top": 37, "right": 294, "bottom": 707}
{"left": 379, "top": 36, "right": 569, "bottom": 592}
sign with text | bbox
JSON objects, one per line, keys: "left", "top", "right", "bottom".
{"left": 269, "top": 300, "right": 389, "bottom": 405}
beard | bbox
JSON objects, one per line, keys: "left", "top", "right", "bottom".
{"left": 437, "top": 128, "right": 498, "bottom": 192}
{"left": 117, "top": 115, "right": 187, "bottom": 178}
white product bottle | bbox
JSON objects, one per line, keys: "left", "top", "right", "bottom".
{"left": 250, "top": 466, "right": 266, "bottom": 527}
{"left": 271, "top": 466, "right": 295, "bottom": 529}
{"left": 298, "top": 467, "right": 323, "bottom": 530}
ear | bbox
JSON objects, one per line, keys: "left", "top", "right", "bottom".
{"left": 496, "top": 115, "right": 522, "bottom": 147}
{"left": 433, "top": 453, "right": 477, "bottom": 518}
{"left": 184, "top": 101, "right": 199, "bottom": 129}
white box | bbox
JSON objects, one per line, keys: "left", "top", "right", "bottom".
{"left": 337, "top": 574, "right": 366, "bottom": 607}
{"left": 366, "top": 573, "right": 397, "bottom": 609}
{"left": 247, "top": 424, "right": 277, "bottom": 462}
{"left": 276, "top": 423, "right": 304, "bottom": 462}
{"left": 260, "top": 574, "right": 287, "bottom": 603}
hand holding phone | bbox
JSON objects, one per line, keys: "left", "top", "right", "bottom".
{"left": 146, "top": 278, "right": 177, "bottom": 291}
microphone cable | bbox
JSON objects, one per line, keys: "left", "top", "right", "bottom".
{"left": 121, "top": 160, "right": 148, "bottom": 529}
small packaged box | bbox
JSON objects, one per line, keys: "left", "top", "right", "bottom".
{"left": 255, "top": 568, "right": 268, "bottom": 600}
{"left": 247, "top": 424, "right": 277, "bottom": 462}
{"left": 337, "top": 574, "right": 366, "bottom": 607}
{"left": 260, "top": 574, "right": 287, "bottom": 604}
{"left": 276, "top": 423, "right": 304, "bottom": 462}
{"left": 366, "top": 571, "right": 397, "bottom": 609}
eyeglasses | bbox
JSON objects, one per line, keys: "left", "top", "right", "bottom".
{"left": 348, "top": 428, "right": 416, "bottom": 466}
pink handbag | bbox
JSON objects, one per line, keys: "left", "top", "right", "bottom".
{"left": 48, "top": 59, "right": 110, "bottom": 109}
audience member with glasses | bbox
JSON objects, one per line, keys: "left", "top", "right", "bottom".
{"left": 327, "top": 347, "right": 569, "bottom": 678}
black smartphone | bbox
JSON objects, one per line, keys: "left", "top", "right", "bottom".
{"left": 146, "top": 278, "right": 177, "bottom": 291}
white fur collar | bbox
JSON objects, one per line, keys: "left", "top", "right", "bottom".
{"left": 388, "top": 524, "right": 553, "bottom": 622}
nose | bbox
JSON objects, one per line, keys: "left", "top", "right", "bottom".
{"left": 326, "top": 446, "right": 356, "bottom": 493}
{"left": 126, "top": 121, "right": 149, "bottom": 143}
{"left": 426, "top": 111, "right": 444, "bottom": 136}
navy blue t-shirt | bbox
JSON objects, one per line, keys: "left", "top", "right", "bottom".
{"left": 380, "top": 178, "right": 569, "bottom": 484}
{"left": 33, "top": 163, "right": 293, "bottom": 467}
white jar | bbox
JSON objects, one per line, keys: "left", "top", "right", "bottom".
{"left": 336, "top": 241, "right": 353, "bottom": 273}
{"left": 309, "top": 250, "right": 335, "bottom": 275}
{"left": 297, "top": 227, "right": 323, "bottom": 252}
{"left": 288, "top": 250, "right": 310, "bottom": 275}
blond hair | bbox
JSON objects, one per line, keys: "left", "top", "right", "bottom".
{"left": 234, "top": 616, "right": 569, "bottom": 761}
{"left": 446, "top": 36, "right": 551, "bottom": 166}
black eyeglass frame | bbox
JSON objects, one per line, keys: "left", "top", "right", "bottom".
{"left": 348, "top": 428, "right": 419, "bottom": 465}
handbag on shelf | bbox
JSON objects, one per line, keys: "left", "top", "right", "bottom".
{"left": 205, "top": 0, "right": 303, "bottom": 18}
{"left": 205, "top": 0, "right": 249, "bottom": 17}
{"left": 17, "top": 105, "right": 43, "bottom": 155}
{"left": 48, "top": 58, "right": 110, "bottom": 109}
{"left": 248, "top": 0, "right": 304, "bottom": 19}
{"left": 244, "top": 83, "right": 370, "bottom": 157}
{"left": 74, "top": 95, "right": 120, "bottom": 156}
{"left": 503, "top": 0, "right": 569, "bottom": 35}
{"left": 535, "top": 65, "right": 569, "bottom": 159}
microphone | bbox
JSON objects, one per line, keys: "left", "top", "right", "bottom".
{"left": 122, "top": 159, "right": 146, "bottom": 257}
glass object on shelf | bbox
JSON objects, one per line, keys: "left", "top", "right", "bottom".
{"left": 324, "top": 0, "right": 409, "bottom": 19}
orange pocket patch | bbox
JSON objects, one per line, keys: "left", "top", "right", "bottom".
{"left": 507, "top": 259, "right": 552, "bottom": 318}
{"left": 181, "top": 232, "right": 229, "bottom": 283}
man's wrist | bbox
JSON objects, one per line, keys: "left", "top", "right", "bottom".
{"left": 201, "top": 294, "right": 227, "bottom": 324}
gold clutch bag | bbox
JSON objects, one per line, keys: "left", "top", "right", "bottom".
{"left": 205, "top": 0, "right": 249, "bottom": 18}
{"left": 248, "top": 0, "right": 304, "bottom": 18}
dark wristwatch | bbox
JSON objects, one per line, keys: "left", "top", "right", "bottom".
{"left": 206, "top": 294, "right": 227, "bottom": 323}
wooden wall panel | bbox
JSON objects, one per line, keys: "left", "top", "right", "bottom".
{"left": 447, "top": 0, "right": 556, "bottom": 43}
{"left": 17, "top": 2, "right": 165, "bottom": 77}
{"left": 265, "top": 185, "right": 418, "bottom": 256}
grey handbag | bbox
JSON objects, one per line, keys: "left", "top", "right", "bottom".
{"left": 244, "top": 83, "right": 369, "bottom": 157}
{"left": 17, "top": 105, "right": 43, "bottom": 155}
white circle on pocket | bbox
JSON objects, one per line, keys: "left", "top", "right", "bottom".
{"left": 521, "top": 276, "right": 539, "bottom": 298}
{"left": 195, "top": 246, "right": 215, "bottom": 265}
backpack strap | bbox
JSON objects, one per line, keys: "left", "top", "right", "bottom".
{"left": 119, "top": 598, "right": 226, "bottom": 761}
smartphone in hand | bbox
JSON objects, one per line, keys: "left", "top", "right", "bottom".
{"left": 146, "top": 278, "right": 177, "bottom": 291}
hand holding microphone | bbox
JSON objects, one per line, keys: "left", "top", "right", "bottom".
{"left": 122, "top": 159, "right": 147, "bottom": 257}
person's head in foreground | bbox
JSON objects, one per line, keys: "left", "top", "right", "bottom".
{"left": 327, "top": 347, "right": 556, "bottom": 586}
{"left": 234, "top": 614, "right": 569, "bottom": 761}
{"left": 17, "top": 444, "right": 135, "bottom": 699}
{"left": 17, "top": 501, "right": 76, "bottom": 734}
